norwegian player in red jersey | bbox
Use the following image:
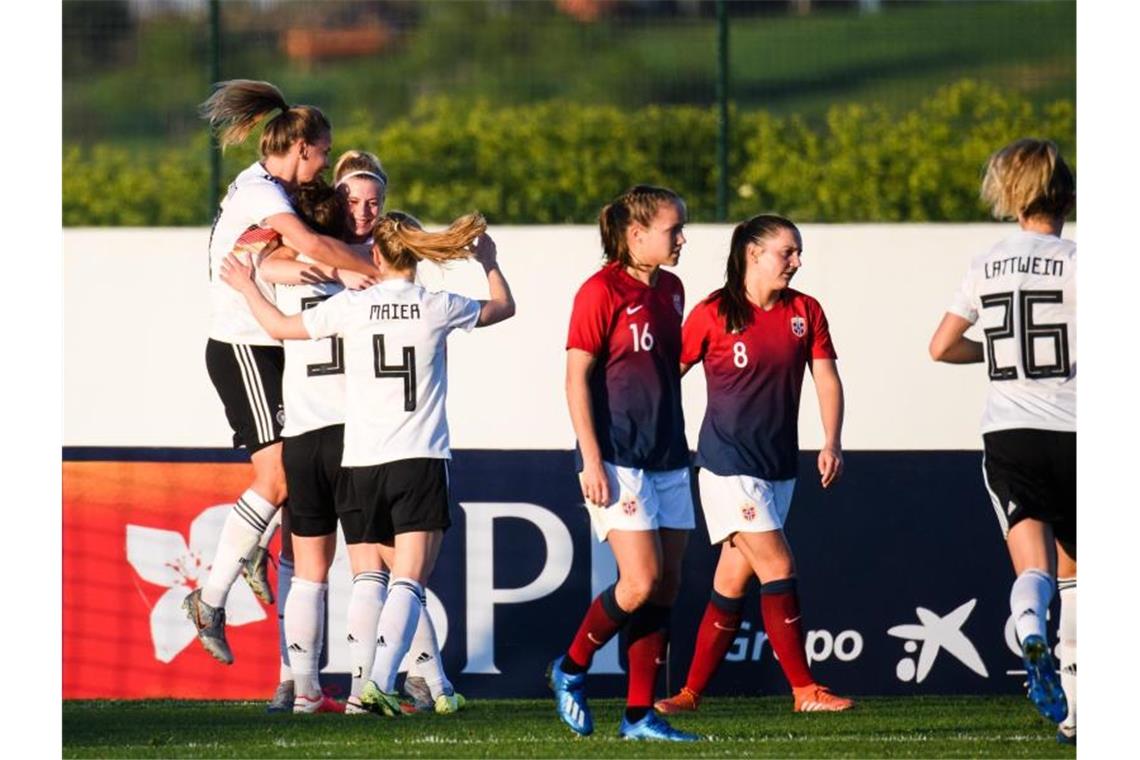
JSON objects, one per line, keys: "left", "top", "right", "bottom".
{"left": 656, "top": 214, "right": 853, "bottom": 715}
{"left": 547, "top": 186, "right": 697, "bottom": 742}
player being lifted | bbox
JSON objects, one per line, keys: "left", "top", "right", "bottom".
{"left": 929, "top": 138, "right": 1076, "bottom": 744}
{"left": 187, "top": 80, "right": 378, "bottom": 666}
{"left": 549, "top": 186, "right": 697, "bottom": 742}
{"left": 656, "top": 215, "right": 853, "bottom": 715}
{"left": 222, "top": 209, "right": 515, "bottom": 717}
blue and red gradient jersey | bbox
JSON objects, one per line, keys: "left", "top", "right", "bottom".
{"left": 681, "top": 289, "right": 837, "bottom": 480}
{"left": 566, "top": 262, "right": 690, "bottom": 472}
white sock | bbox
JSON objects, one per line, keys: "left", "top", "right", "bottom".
{"left": 369, "top": 577, "right": 422, "bottom": 692}
{"left": 1058, "top": 577, "right": 1076, "bottom": 729}
{"left": 347, "top": 571, "right": 387, "bottom": 699}
{"left": 258, "top": 509, "right": 282, "bottom": 550}
{"left": 201, "top": 490, "right": 278, "bottom": 608}
{"left": 408, "top": 591, "right": 453, "bottom": 698}
{"left": 1010, "top": 569, "right": 1053, "bottom": 645}
{"left": 284, "top": 577, "right": 327, "bottom": 699}
{"left": 277, "top": 556, "right": 294, "bottom": 681}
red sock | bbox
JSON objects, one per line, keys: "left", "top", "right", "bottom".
{"left": 566, "top": 585, "right": 629, "bottom": 670}
{"left": 684, "top": 592, "right": 744, "bottom": 694}
{"left": 626, "top": 604, "right": 670, "bottom": 708}
{"left": 760, "top": 577, "right": 813, "bottom": 688}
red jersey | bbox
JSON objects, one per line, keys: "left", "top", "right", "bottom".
{"left": 566, "top": 262, "right": 689, "bottom": 471}
{"left": 681, "top": 288, "right": 836, "bottom": 480}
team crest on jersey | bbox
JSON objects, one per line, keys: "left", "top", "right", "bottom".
{"left": 741, "top": 503, "right": 757, "bottom": 522}
{"left": 673, "top": 294, "right": 684, "bottom": 315}
{"left": 276, "top": 405, "right": 286, "bottom": 427}
{"left": 621, "top": 497, "right": 639, "bottom": 516}
{"left": 790, "top": 316, "right": 806, "bottom": 338}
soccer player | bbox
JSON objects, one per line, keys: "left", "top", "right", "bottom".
{"left": 929, "top": 138, "right": 1075, "bottom": 743}
{"left": 548, "top": 185, "right": 697, "bottom": 742}
{"left": 221, "top": 209, "right": 515, "bottom": 717}
{"left": 655, "top": 214, "right": 853, "bottom": 715}
{"left": 186, "top": 79, "right": 379, "bottom": 666}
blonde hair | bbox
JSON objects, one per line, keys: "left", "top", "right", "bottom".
{"left": 333, "top": 150, "right": 389, "bottom": 190}
{"left": 372, "top": 211, "right": 486, "bottom": 271}
{"left": 599, "top": 185, "right": 685, "bottom": 266}
{"left": 199, "top": 79, "right": 330, "bottom": 157}
{"left": 981, "top": 139, "right": 1075, "bottom": 221}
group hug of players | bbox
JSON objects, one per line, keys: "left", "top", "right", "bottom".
{"left": 187, "top": 80, "right": 1077, "bottom": 744}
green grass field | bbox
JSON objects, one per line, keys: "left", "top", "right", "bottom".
{"left": 63, "top": 696, "right": 1075, "bottom": 758}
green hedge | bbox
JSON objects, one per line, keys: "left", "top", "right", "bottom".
{"left": 63, "top": 80, "right": 1074, "bottom": 227}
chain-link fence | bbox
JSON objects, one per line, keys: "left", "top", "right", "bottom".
{"left": 63, "top": 0, "right": 1075, "bottom": 224}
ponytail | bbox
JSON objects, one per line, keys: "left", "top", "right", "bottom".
{"left": 199, "top": 79, "right": 330, "bottom": 157}
{"left": 716, "top": 214, "right": 800, "bottom": 333}
{"left": 371, "top": 212, "right": 486, "bottom": 271}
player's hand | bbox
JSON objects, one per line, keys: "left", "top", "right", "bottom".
{"left": 338, "top": 269, "right": 377, "bottom": 291}
{"left": 472, "top": 233, "right": 499, "bottom": 269}
{"left": 818, "top": 446, "right": 843, "bottom": 489}
{"left": 579, "top": 459, "right": 610, "bottom": 507}
{"left": 219, "top": 252, "right": 255, "bottom": 292}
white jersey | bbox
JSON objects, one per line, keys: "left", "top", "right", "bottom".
{"left": 208, "top": 161, "right": 296, "bottom": 345}
{"left": 947, "top": 230, "right": 1076, "bottom": 434}
{"left": 302, "top": 279, "right": 481, "bottom": 466}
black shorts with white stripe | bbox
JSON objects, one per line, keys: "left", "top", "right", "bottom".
{"left": 205, "top": 339, "right": 286, "bottom": 454}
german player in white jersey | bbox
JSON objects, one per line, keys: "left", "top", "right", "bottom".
{"left": 930, "top": 138, "right": 1076, "bottom": 743}
{"left": 221, "top": 209, "right": 515, "bottom": 718}
{"left": 186, "top": 80, "right": 380, "bottom": 667}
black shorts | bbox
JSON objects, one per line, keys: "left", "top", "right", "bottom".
{"left": 982, "top": 428, "right": 1076, "bottom": 558}
{"left": 205, "top": 339, "right": 285, "bottom": 453}
{"left": 282, "top": 425, "right": 344, "bottom": 537}
{"left": 335, "top": 458, "right": 451, "bottom": 544}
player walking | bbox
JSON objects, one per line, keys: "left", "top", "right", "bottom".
{"left": 221, "top": 209, "right": 515, "bottom": 717}
{"left": 929, "top": 138, "right": 1076, "bottom": 743}
{"left": 548, "top": 185, "right": 697, "bottom": 742}
{"left": 655, "top": 214, "right": 853, "bottom": 715}
{"left": 186, "top": 80, "right": 379, "bottom": 666}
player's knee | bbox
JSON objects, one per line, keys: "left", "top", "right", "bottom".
{"left": 618, "top": 575, "right": 657, "bottom": 609}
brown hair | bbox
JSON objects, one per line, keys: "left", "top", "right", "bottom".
{"left": 598, "top": 185, "right": 685, "bottom": 267}
{"left": 716, "top": 215, "right": 800, "bottom": 334}
{"left": 290, "top": 181, "right": 348, "bottom": 240}
{"left": 371, "top": 211, "right": 486, "bottom": 271}
{"left": 199, "top": 79, "right": 330, "bottom": 157}
{"left": 980, "top": 139, "right": 1075, "bottom": 221}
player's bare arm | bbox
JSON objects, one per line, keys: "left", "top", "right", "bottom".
{"left": 929, "top": 312, "right": 984, "bottom": 363}
{"left": 265, "top": 211, "right": 381, "bottom": 278}
{"left": 566, "top": 348, "right": 609, "bottom": 506}
{"left": 472, "top": 234, "right": 517, "bottom": 327}
{"left": 261, "top": 247, "right": 376, "bottom": 290}
{"left": 809, "top": 357, "right": 844, "bottom": 488}
{"left": 219, "top": 252, "right": 310, "bottom": 340}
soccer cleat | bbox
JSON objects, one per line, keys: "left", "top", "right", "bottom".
{"left": 344, "top": 696, "right": 372, "bottom": 715}
{"left": 182, "top": 589, "right": 233, "bottom": 665}
{"left": 655, "top": 687, "right": 701, "bottom": 715}
{"left": 618, "top": 711, "right": 699, "bottom": 742}
{"left": 240, "top": 545, "right": 274, "bottom": 605}
{"left": 360, "top": 680, "right": 404, "bottom": 717}
{"left": 433, "top": 692, "right": 466, "bottom": 714}
{"left": 793, "top": 684, "right": 854, "bottom": 712}
{"left": 402, "top": 675, "right": 434, "bottom": 712}
{"left": 547, "top": 656, "right": 593, "bottom": 736}
{"left": 1056, "top": 723, "right": 1076, "bottom": 745}
{"left": 293, "top": 692, "right": 346, "bottom": 714}
{"left": 1020, "top": 635, "right": 1068, "bottom": 723}
{"left": 266, "top": 680, "right": 295, "bottom": 714}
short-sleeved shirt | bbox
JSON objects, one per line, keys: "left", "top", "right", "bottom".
{"left": 681, "top": 289, "right": 836, "bottom": 481}
{"left": 208, "top": 161, "right": 296, "bottom": 345}
{"left": 566, "top": 262, "right": 689, "bottom": 472}
{"left": 946, "top": 230, "right": 1076, "bottom": 434}
{"left": 302, "top": 279, "right": 481, "bottom": 467}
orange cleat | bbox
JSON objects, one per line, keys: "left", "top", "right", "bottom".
{"left": 654, "top": 687, "right": 701, "bottom": 715}
{"left": 792, "top": 684, "right": 854, "bottom": 713}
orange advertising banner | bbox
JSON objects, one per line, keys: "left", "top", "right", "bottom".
{"left": 63, "top": 459, "right": 282, "bottom": 699}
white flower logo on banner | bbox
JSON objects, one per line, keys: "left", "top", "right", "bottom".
{"left": 126, "top": 504, "right": 267, "bottom": 663}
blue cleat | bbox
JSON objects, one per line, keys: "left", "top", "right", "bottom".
{"left": 1021, "top": 634, "right": 1068, "bottom": 723}
{"left": 547, "top": 656, "right": 593, "bottom": 736}
{"left": 619, "top": 711, "right": 699, "bottom": 742}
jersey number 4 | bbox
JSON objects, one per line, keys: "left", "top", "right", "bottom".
{"left": 373, "top": 335, "right": 417, "bottom": 412}
{"left": 980, "top": 290, "right": 1071, "bottom": 381}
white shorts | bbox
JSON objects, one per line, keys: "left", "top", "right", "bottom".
{"left": 583, "top": 463, "right": 696, "bottom": 542}
{"left": 698, "top": 469, "right": 796, "bottom": 545}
